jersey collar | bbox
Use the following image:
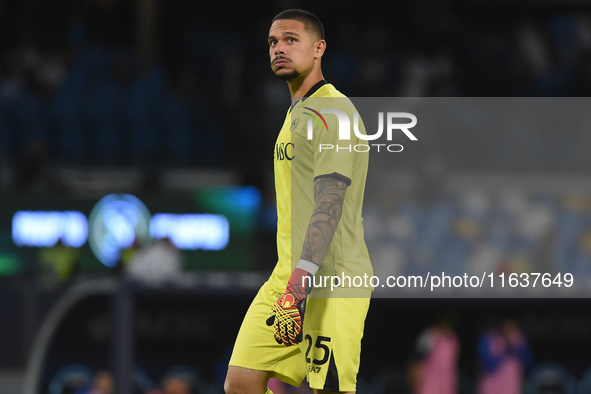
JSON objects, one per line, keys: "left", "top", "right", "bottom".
{"left": 290, "top": 79, "right": 328, "bottom": 111}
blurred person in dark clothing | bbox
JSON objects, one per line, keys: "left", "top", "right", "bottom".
{"left": 477, "top": 318, "right": 531, "bottom": 394}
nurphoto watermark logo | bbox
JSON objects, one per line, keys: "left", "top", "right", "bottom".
{"left": 305, "top": 109, "right": 418, "bottom": 153}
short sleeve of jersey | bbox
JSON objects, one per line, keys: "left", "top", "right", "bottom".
{"left": 310, "top": 106, "right": 358, "bottom": 186}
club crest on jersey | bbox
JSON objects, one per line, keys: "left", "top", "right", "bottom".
{"left": 290, "top": 118, "right": 300, "bottom": 132}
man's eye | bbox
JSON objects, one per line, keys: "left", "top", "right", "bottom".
{"left": 288, "top": 38, "right": 296, "bottom": 43}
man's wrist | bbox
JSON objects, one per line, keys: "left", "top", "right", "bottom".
{"left": 296, "top": 259, "right": 319, "bottom": 275}
{"left": 286, "top": 263, "right": 316, "bottom": 300}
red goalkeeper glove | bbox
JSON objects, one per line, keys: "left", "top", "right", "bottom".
{"left": 266, "top": 267, "right": 313, "bottom": 346}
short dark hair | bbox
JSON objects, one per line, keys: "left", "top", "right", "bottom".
{"left": 272, "top": 9, "right": 325, "bottom": 40}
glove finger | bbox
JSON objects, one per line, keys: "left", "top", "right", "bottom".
{"left": 279, "top": 324, "right": 290, "bottom": 346}
{"left": 290, "top": 321, "right": 300, "bottom": 346}
{"left": 282, "top": 321, "right": 292, "bottom": 347}
{"left": 283, "top": 321, "right": 294, "bottom": 347}
{"left": 273, "top": 318, "right": 283, "bottom": 345}
{"left": 295, "top": 329, "right": 303, "bottom": 344}
{"left": 283, "top": 336, "right": 292, "bottom": 347}
{"left": 274, "top": 319, "right": 286, "bottom": 345}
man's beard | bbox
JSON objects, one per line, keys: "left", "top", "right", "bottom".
{"left": 275, "top": 69, "right": 300, "bottom": 81}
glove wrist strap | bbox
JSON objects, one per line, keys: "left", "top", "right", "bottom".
{"left": 296, "top": 259, "right": 319, "bottom": 275}
{"left": 287, "top": 265, "right": 316, "bottom": 301}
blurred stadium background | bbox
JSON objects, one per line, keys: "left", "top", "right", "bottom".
{"left": 2, "top": 0, "right": 591, "bottom": 393}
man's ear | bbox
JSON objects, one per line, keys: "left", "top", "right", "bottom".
{"left": 315, "top": 40, "right": 326, "bottom": 58}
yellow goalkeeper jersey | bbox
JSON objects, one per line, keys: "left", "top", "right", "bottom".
{"left": 268, "top": 81, "right": 373, "bottom": 295}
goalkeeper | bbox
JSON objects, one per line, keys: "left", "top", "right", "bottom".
{"left": 225, "top": 9, "right": 373, "bottom": 394}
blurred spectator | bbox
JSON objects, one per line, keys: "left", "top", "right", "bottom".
{"left": 74, "top": 369, "right": 162, "bottom": 394}
{"left": 409, "top": 312, "right": 460, "bottom": 394}
{"left": 126, "top": 237, "right": 182, "bottom": 286}
{"left": 571, "top": 229, "right": 591, "bottom": 277}
{"left": 161, "top": 375, "right": 191, "bottom": 394}
{"left": 115, "top": 238, "right": 144, "bottom": 275}
{"left": 75, "top": 370, "right": 113, "bottom": 394}
{"left": 37, "top": 238, "right": 82, "bottom": 287}
{"left": 557, "top": 225, "right": 591, "bottom": 280}
{"left": 416, "top": 154, "right": 447, "bottom": 206}
{"left": 477, "top": 318, "right": 532, "bottom": 394}
{"left": 440, "top": 214, "right": 482, "bottom": 275}
{"left": 49, "top": 364, "right": 93, "bottom": 394}
{"left": 158, "top": 366, "right": 204, "bottom": 394}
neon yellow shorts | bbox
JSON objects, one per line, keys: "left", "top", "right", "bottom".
{"left": 228, "top": 281, "right": 371, "bottom": 391}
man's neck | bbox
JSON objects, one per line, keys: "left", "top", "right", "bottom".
{"left": 287, "top": 70, "right": 324, "bottom": 104}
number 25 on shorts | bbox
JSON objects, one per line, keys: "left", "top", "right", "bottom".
{"left": 305, "top": 334, "right": 332, "bottom": 372}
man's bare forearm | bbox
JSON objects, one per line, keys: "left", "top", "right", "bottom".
{"left": 299, "top": 176, "right": 348, "bottom": 267}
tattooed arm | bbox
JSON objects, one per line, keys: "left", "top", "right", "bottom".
{"left": 300, "top": 176, "right": 348, "bottom": 268}
{"left": 265, "top": 175, "right": 348, "bottom": 346}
